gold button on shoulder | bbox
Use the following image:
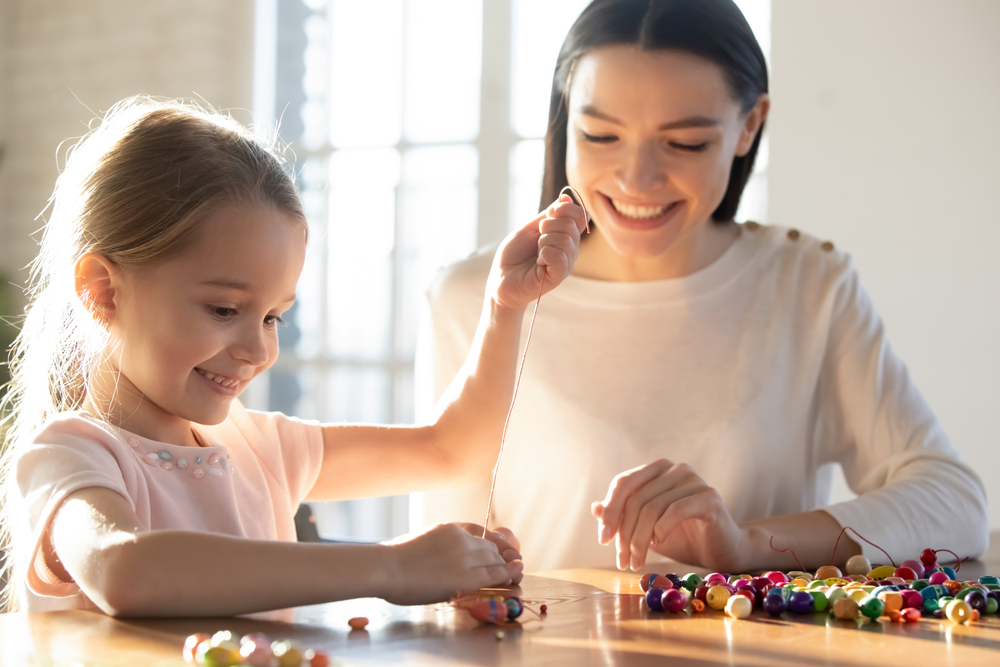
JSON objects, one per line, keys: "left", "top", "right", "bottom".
{"left": 821, "top": 241, "right": 835, "bottom": 252}
{"left": 745, "top": 220, "right": 759, "bottom": 231}
{"left": 787, "top": 229, "right": 800, "bottom": 240}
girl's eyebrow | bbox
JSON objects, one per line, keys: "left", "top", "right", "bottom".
{"left": 200, "top": 278, "right": 296, "bottom": 303}
{"left": 578, "top": 104, "right": 720, "bottom": 130}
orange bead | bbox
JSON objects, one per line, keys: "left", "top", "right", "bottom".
{"left": 691, "top": 599, "right": 706, "bottom": 613}
{"left": 814, "top": 566, "right": 842, "bottom": 580}
{"left": 348, "top": 617, "right": 369, "bottom": 630}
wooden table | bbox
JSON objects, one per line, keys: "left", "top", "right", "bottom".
{"left": 2, "top": 533, "right": 998, "bottom": 666}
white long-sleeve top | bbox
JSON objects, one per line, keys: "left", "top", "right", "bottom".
{"left": 415, "top": 222, "right": 988, "bottom": 572}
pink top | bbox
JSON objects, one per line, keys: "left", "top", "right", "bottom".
{"left": 11, "top": 400, "right": 324, "bottom": 611}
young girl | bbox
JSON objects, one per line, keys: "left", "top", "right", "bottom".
{"left": 417, "top": 0, "right": 988, "bottom": 573}
{"left": 0, "top": 96, "right": 588, "bottom": 616}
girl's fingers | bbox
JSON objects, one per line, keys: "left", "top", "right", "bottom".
{"left": 598, "top": 459, "right": 673, "bottom": 545}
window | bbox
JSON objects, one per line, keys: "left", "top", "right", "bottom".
{"left": 254, "top": 0, "right": 771, "bottom": 541}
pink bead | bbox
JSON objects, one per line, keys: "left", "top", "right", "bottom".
{"left": 661, "top": 588, "right": 688, "bottom": 613}
{"left": 209, "top": 454, "right": 221, "bottom": 465}
{"left": 160, "top": 462, "right": 173, "bottom": 470}
{"left": 928, "top": 572, "right": 949, "bottom": 585}
{"left": 127, "top": 438, "right": 140, "bottom": 448}
{"left": 192, "top": 468, "right": 205, "bottom": 480}
{"left": 764, "top": 571, "right": 790, "bottom": 585}
{"left": 901, "top": 559, "right": 925, "bottom": 579}
{"left": 705, "top": 573, "right": 727, "bottom": 585}
{"left": 901, "top": 590, "right": 924, "bottom": 609}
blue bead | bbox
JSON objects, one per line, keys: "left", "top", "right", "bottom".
{"left": 157, "top": 450, "right": 171, "bottom": 460}
{"left": 195, "top": 457, "right": 203, "bottom": 464}
{"left": 979, "top": 576, "right": 999, "bottom": 586}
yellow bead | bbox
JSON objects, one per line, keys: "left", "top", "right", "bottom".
{"left": 848, "top": 589, "right": 868, "bottom": 603}
{"left": 945, "top": 599, "right": 972, "bottom": 624}
{"left": 867, "top": 565, "right": 895, "bottom": 580}
{"left": 824, "top": 577, "right": 850, "bottom": 586}
{"left": 707, "top": 585, "right": 731, "bottom": 610}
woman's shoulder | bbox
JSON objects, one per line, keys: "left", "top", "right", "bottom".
{"left": 425, "top": 242, "right": 498, "bottom": 308}
{"left": 742, "top": 221, "right": 854, "bottom": 283}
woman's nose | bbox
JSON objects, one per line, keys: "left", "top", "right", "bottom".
{"left": 615, "top": 141, "right": 667, "bottom": 196}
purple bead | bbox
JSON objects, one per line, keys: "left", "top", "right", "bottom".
{"left": 664, "top": 573, "right": 683, "bottom": 590}
{"left": 965, "top": 590, "right": 987, "bottom": 612}
{"left": 763, "top": 594, "right": 787, "bottom": 617}
{"left": 933, "top": 609, "right": 945, "bottom": 620}
{"left": 987, "top": 590, "right": 1000, "bottom": 604}
{"left": 789, "top": 591, "right": 815, "bottom": 614}
{"left": 646, "top": 587, "right": 665, "bottom": 611}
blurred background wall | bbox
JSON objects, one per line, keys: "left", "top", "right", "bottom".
{"left": 0, "top": 0, "right": 996, "bottom": 535}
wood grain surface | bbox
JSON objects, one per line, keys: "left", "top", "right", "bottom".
{"left": 1, "top": 532, "right": 997, "bottom": 666}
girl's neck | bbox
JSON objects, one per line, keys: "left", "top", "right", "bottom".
{"left": 572, "top": 219, "right": 739, "bottom": 282}
{"left": 83, "top": 373, "right": 201, "bottom": 448}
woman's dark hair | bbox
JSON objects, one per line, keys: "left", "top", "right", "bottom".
{"left": 540, "top": 0, "right": 768, "bottom": 222}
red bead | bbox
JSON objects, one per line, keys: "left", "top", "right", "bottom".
{"left": 661, "top": 588, "right": 688, "bottom": 613}
{"left": 540, "top": 604, "right": 547, "bottom": 614}
{"left": 893, "top": 567, "right": 918, "bottom": 581}
{"left": 920, "top": 548, "right": 937, "bottom": 567}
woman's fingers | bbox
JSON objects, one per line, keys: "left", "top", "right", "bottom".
{"left": 597, "top": 459, "right": 673, "bottom": 545}
{"left": 624, "top": 479, "right": 708, "bottom": 570}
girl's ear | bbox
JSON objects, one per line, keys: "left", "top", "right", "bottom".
{"left": 74, "top": 252, "right": 119, "bottom": 325}
{"left": 736, "top": 93, "right": 770, "bottom": 157}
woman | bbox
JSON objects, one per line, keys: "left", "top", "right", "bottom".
{"left": 416, "top": 0, "right": 987, "bottom": 573}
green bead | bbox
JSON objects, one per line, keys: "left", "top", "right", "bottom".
{"left": 808, "top": 580, "right": 826, "bottom": 590}
{"left": 924, "top": 599, "right": 940, "bottom": 613}
{"left": 987, "top": 598, "right": 999, "bottom": 615}
{"left": 859, "top": 596, "right": 884, "bottom": 619}
{"left": 809, "top": 590, "right": 829, "bottom": 612}
{"left": 681, "top": 573, "right": 702, "bottom": 591}
{"left": 910, "top": 580, "right": 929, "bottom": 591}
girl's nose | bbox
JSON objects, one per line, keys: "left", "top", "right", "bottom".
{"left": 233, "top": 324, "right": 271, "bottom": 366}
{"left": 615, "top": 141, "right": 667, "bottom": 196}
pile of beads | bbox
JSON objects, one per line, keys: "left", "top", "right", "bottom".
{"left": 639, "top": 548, "right": 1000, "bottom": 626}
{"left": 183, "top": 631, "right": 330, "bottom": 667}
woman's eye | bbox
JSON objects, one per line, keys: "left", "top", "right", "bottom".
{"left": 670, "top": 141, "right": 709, "bottom": 152}
{"left": 264, "top": 314, "right": 287, "bottom": 328}
{"left": 581, "top": 131, "right": 617, "bottom": 144}
{"left": 210, "top": 306, "right": 237, "bottom": 319}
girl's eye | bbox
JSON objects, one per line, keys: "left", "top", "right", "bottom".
{"left": 210, "top": 306, "right": 237, "bottom": 319}
{"left": 264, "top": 314, "right": 287, "bottom": 328}
{"left": 581, "top": 131, "right": 617, "bottom": 144}
{"left": 670, "top": 142, "right": 709, "bottom": 152}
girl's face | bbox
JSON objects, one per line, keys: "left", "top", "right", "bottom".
{"left": 105, "top": 205, "right": 306, "bottom": 435}
{"left": 565, "top": 46, "right": 767, "bottom": 265}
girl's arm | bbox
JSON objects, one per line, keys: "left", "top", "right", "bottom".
{"left": 49, "top": 487, "right": 522, "bottom": 617}
{"left": 307, "top": 198, "right": 588, "bottom": 501}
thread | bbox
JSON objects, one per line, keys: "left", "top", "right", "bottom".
{"left": 831, "top": 526, "right": 896, "bottom": 568}
{"left": 482, "top": 187, "right": 589, "bottom": 537}
{"left": 769, "top": 535, "right": 805, "bottom": 572}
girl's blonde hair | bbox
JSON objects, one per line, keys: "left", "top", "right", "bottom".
{"left": 0, "top": 96, "right": 307, "bottom": 610}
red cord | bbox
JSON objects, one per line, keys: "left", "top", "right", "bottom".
{"left": 769, "top": 535, "right": 806, "bottom": 572}
{"left": 933, "top": 548, "right": 968, "bottom": 573}
{"left": 831, "top": 526, "right": 897, "bottom": 568}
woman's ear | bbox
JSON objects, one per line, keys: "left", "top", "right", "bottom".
{"left": 736, "top": 93, "right": 770, "bottom": 157}
{"left": 74, "top": 252, "right": 119, "bottom": 326}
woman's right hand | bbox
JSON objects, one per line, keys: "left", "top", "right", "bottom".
{"left": 379, "top": 523, "right": 523, "bottom": 606}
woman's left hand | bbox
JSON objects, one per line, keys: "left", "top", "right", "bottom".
{"left": 592, "top": 459, "right": 751, "bottom": 573}
{"left": 488, "top": 194, "right": 588, "bottom": 311}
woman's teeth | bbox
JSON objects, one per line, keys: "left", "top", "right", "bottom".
{"left": 611, "top": 200, "right": 675, "bottom": 219}
{"left": 198, "top": 369, "right": 238, "bottom": 388}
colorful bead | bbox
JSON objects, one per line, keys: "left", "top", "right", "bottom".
{"left": 832, "top": 597, "right": 860, "bottom": 620}
{"left": 845, "top": 555, "right": 871, "bottom": 576}
{"left": 639, "top": 573, "right": 656, "bottom": 592}
{"left": 195, "top": 456, "right": 203, "bottom": 464}
{"left": 927, "top": 572, "right": 949, "bottom": 585}
{"left": 160, "top": 462, "right": 173, "bottom": 470}
{"left": 762, "top": 594, "right": 787, "bottom": 616}
{"left": 505, "top": 597, "right": 523, "bottom": 620}
{"left": 706, "top": 585, "right": 731, "bottom": 610}
{"left": 158, "top": 450, "right": 171, "bottom": 460}
{"left": 192, "top": 468, "right": 205, "bottom": 479}
{"left": 866, "top": 565, "right": 895, "bottom": 580}
{"left": 681, "top": 573, "right": 702, "bottom": 591}
{"left": 178, "top": 458, "right": 188, "bottom": 469}
{"left": 128, "top": 438, "right": 140, "bottom": 448}
{"left": 661, "top": 588, "right": 688, "bottom": 613}
{"left": 348, "top": 616, "right": 369, "bottom": 630}
{"left": 859, "top": 596, "right": 884, "bottom": 619}
{"left": 901, "top": 559, "right": 925, "bottom": 579}
{"left": 690, "top": 599, "right": 706, "bottom": 613}
{"left": 814, "top": 565, "right": 842, "bottom": 580}
{"left": 789, "top": 591, "right": 814, "bottom": 614}
{"left": 209, "top": 468, "right": 223, "bottom": 476}
{"left": 964, "top": 590, "right": 987, "bottom": 613}
{"left": 645, "top": 587, "right": 665, "bottom": 611}
{"left": 725, "top": 594, "right": 752, "bottom": 619}
{"left": 209, "top": 453, "right": 221, "bottom": 465}
{"left": 919, "top": 548, "right": 937, "bottom": 567}
{"left": 945, "top": 599, "right": 972, "bottom": 624}
{"left": 303, "top": 649, "right": 330, "bottom": 667}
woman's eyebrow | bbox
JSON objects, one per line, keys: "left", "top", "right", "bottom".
{"left": 579, "top": 104, "right": 720, "bottom": 130}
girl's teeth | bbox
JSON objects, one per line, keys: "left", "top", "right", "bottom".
{"left": 200, "top": 370, "right": 236, "bottom": 387}
{"left": 611, "top": 200, "right": 671, "bottom": 219}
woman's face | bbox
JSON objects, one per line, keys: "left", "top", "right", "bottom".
{"left": 565, "top": 46, "right": 767, "bottom": 261}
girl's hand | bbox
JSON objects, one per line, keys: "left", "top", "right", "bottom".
{"left": 455, "top": 523, "right": 523, "bottom": 584}
{"left": 488, "top": 195, "right": 588, "bottom": 310}
{"left": 380, "top": 523, "right": 524, "bottom": 605}
{"left": 592, "top": 459, "right": 750, "bottom": 573}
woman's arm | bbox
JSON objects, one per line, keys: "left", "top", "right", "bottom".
{"left": 307, "top": 198, "right": 588, "bottom": 501}
{"left": 50, "top": 487, "right": 522, "bottom": 617}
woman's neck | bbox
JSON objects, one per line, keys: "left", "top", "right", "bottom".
{"left": 572, "top": 220, "right": 740, "bottom": 282}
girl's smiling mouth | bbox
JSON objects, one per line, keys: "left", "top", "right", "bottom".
{"left": 195, "top": 368, "right": 241, "bottom": 390}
